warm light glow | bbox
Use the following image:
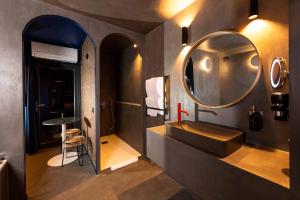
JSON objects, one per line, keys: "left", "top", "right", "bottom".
{"left": 248, "top": 14, "right": 258, "bottom": 20}
{"left": 240, "top": 19, "right": 286, "bottom": 52}
{"left": 133, "top": 53, "right": 142, "bottom": 76}
{"left": 173, "top": 0, "right": 203, "bottom": 27}
{"left": 133, "top": 44, "right": 138, "bottom": 48}
{"left": 178, "top": 15, "right": 195, "bottom": 27}
{"left": 241, "top": 19, "right": 268, "bottom": 35}
{"left": 199, "top": 56, "right": 212, "bottom": 72}
{"left": 158, "top": 0, "right": 196, "bottom": 19}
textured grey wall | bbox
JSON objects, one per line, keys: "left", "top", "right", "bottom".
{"left": 289, "top": 0, "right": 300, "bottom": 198}
{"left": 100, "top": 52, "right": 117, "bottom": 136}
{"left": 144, "top": 26, "right": 165, "bottom": 128}
{"left": 118, "top": 47, "right": 142, "bottom": 103}
{"left": 164, "top": 0, "right": 289, "bottom": 151}
{"left": 0, "top": 0, "right": 144, "bottom": 199}
{"left": 81, "top": 37, "right": 97, "bottom": 166}
{"left": 115, "top": 47, "right": 144, "bottom": 153}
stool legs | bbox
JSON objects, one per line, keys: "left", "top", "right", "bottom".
{"left": 78, "top": 144, "right": 84, "bottom": 166}
{"left": 61, "top": 142, "right": 85, "bottom": 167}
{"left": 62, "top": 147, "right": 65, "bottom": 167}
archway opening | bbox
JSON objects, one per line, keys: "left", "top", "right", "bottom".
{"left": 23, "top": 14, "right": 97, "bottom": 197}
{"left": 99, "top": 33, "right": 143, "bottom": 171}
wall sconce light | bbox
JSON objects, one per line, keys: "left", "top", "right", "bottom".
{"left": 182, "top": 26, "right": 189, "bottom": 46}
{"left": 133, "top": 44, "right": 138, "bottom": 48}
{"left": 248, "top": 0, "right": 259, "bottom": 20}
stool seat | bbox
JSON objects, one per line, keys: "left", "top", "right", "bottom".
{"left": 61, "top": 129, "right": 85, "bottom": 167}
{"left": 65, "top": 128, "right": 80, "bottom": 137}
{"left": 64, "top": 136, "right": 85, "bottom": 147}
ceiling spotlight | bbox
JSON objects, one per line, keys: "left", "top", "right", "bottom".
{"left": 133, "top": 44, "right": 138, "bottom": 48}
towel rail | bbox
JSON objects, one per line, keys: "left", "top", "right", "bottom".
{"left": 145, "top": 76, "right": 169, "bottom": 121}
{"left": 115, "top": 101, "right": 141, "bottom": 107}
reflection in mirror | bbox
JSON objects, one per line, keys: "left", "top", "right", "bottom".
{"left": 185, "top": 58, "right": 194, "bottom": 95}
{"left": 183, "top": 32, "right": 261, "bottom": 108}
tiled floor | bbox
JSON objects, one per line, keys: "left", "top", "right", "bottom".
{"left": 26, "top": 147, "right": 200, "bottom": 200}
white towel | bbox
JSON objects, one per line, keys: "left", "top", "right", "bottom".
{"left": 154, "top": 77, "right": 164, "bottom": 99}
{"left": 146, "top": 97, "right": 164, "bottom": 116}
{"left": 147, "top": 108, "right": 158, "bottom": 117}
{"left": 146, "top": 77, "right": 164, "bottom": 98}
{"left": 146, "top": 77, "right": 165, "bottom": 117}
{"left": 146, "top": 98, "right": 158, "bottom": 116}
{"left": 145, "top": 78, "right": 155, "bottom": 98}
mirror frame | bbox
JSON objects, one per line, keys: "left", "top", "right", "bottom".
{"left": 182, "top": 31, "right": 262, "bottom": 108}
{"left": 270, "top": 57, "right": 288, "bottom": 89}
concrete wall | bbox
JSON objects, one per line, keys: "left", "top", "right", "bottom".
{"left": 144, "top": 26, "right": 165, "bottom": 129}
{"left": 81, "top": 36, "right": 96, "bottom": 166}
{"left": 100, "top": 51, "right": 117, "bottom": 136}
{"left": 289, "top": 0, "right": 300, "bottom": 199}
{"left": 164, "top": 0, "right": 289, "bottom": 151}
{"left": 116, "top": 47, "right": 144, "bottom": 153}
{"left": 0, "top": 0, "right": 144, "bottom": 199}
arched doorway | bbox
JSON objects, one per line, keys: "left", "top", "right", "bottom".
{"left": 99, "top": 33, "right": 144, "bottom": 171}
{"left": 23, "top": 14, "right": 97, "bottom": 198}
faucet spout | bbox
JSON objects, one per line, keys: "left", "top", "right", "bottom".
{"left": 177, "top": 103, "right": 189, "bottom": 125}
{"left": 181, "top": 110, "right": 189, "bottom": 116}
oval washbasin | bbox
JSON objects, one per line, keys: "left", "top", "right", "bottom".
{"left": 166, "top": 120, "right": 243, "bottom": 157}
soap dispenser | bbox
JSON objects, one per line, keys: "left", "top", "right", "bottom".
{"left": 271, "top": 92, "right": 289, "bottom": 121}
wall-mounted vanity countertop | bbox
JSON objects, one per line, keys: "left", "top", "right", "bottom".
{"left": 221, "top": 145, "right": 289, "bottom": 188}
{"left": 147, "top": 125, "right": 290, "bottom": 199}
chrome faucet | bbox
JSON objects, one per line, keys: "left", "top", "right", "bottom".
{"left": 177, "top": 103, "right": 189, "bottom": 125}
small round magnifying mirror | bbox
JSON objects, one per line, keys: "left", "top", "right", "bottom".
{"left": 270, "top": 57, "right": 288, "bottom": 89}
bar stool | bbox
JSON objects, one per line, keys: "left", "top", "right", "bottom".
{"left": 65, "top": 128, "right": 80, "bottom": 138}
{"left": 61, "top": 128, "right": 81, "bottom": 161}
{"left": 62, "top": 135, "right": 85, "bottom": 167}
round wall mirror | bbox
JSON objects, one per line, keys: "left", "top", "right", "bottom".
{"left": 270, "top": 57, "right": 287, "bottom": 89}
{"left": 183, "top": 31, "right": 262, "bottom": 108}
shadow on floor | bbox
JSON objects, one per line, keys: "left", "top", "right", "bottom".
{"left": 27, "top": 147, "right": 199, "bottom": 200}
{"left": 27, "top": 147, "right": 95, "bottom": 200}
{"left": 168, "top": 189, "right": 201, "bottom": 200}
{"left": 118, "top": 173, "right": 200, "bottom": 200}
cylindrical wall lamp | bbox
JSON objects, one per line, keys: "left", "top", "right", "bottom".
{"left": 182, "top": 27, "right": 188, "bottom": 46}
{"left": 248, "top": 0, "right": 259, "bottom": 20}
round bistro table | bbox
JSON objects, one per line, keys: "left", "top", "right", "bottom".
{"left": 42, "top": 117, "right": 81, "bottom": 167}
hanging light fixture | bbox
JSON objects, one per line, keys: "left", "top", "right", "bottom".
{"left": 182, "top": 26, "right": 188, "bottom": 46}
{"left": 248, "top": 0, "right": 259, "bottom": 20}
